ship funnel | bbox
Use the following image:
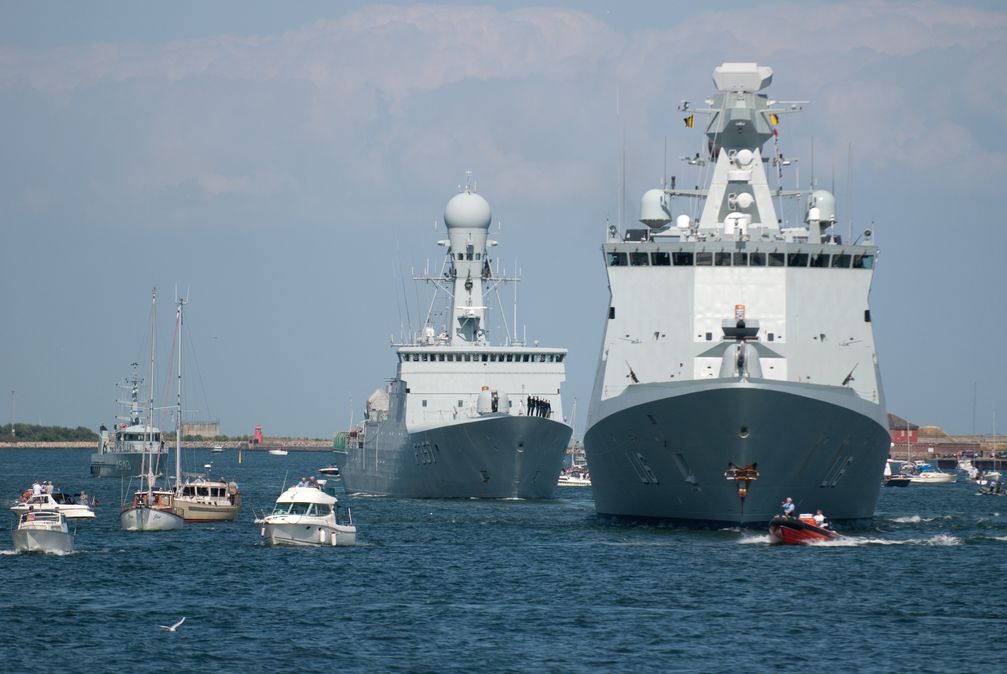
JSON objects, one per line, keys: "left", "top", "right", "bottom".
{"left": 640, "top": 189, "right": 671, "bottom": 229}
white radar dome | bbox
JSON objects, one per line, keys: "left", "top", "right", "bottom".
{"left": 639, "top": 189, "right": 671, "bottom": 229}
{"left": 676, "top": 214, "right": 691, "bottom": 229}
{"left": 444, "top": 191, "right": 492, "bottom": 230}
{"left": 807, "top": 190, "right": 837, "bottom": 224}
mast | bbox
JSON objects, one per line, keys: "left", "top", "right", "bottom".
{"left": 175, "top": 294, "right": 186, "bottom": 491}
{"left": 147, "top": 288, "right": 157, "bottom": 496}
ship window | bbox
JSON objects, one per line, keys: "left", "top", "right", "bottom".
{"left": 749, "top": 252, "right": 766, "bottom": 266}
{"left": 481, "top": 354, "right": 488, "bottom": 362}
{"left": 422, "top": 400, "right": 427, "bottom": 407}
{"left": 475, "top": 253, "right": 481, "bottom": 260}
{"left": 733, "top": 252, "right": 748, "bottom": 265}
{"left": 672, "top": 252, "right": 694, "bottom": 265}
{"left": 696, "top": 252, "right": 713, "bottom": 266}
{"left": 768, "top": 253, "right": 785, "bottom": 267}
{"left": 651, "top": 252, "right": 671, "bottom": 266}
{"left": 523, "top": 354, "right": 530, "bottom": 362}
{"left": 865, "top": 310, "right": 872, "bottom": 323}
{"left": 422, "top": 354, "right": 429, "bottom": 362}
{"left": 609, "top": 307, "right": 615, "bottom": 319}
{"left": 809, "top": 253, "right": 829, "bottom": 268}
{"left": 457, "top": 253, "right": 463, "bottom": 260}
{"left": 630, "top": 252, "right": 650, "bottom": 266}
{"left": 506, "top": 354, "right": 514, "bottom": 362}
{"left": 831, "top": 253, "right": 851, "bottom": 268}
{"left": 466, "top": 253, "right": 473, "bottom": 260}
{"left": 852, "top": 254, "right": 874, "bottom": 269}
{"left": 540, "top": 354, "right": 547, "bottom": 362}
{"left": 787, "top": 253, "right": 809, "bottom": 267}
{"left": 768, "top": 333, "right": 775, "bottom": 341}
{"left": 557, "top": 354, "right": 565, "bottom": 362}
{"left": 705, "top": 332, "right": 713, "bottom": 341}
{"left": 458, "top": 400, "right": 463, "bottom": 407}
{"left": 438, "top": 354, "right": 445, "bottom": 361}
{"left": 715, "top": 252, "right": 732, "bottom": 266}
{"left": 607, "top": 252, "right": 628, "bottom": 266}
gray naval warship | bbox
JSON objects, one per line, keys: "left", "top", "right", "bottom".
{"left": 584, "top": 63, "right": 889, "bottom": 526}
{"left": 337, "top": 178, "right": 572, "bottom": 498}
{"left": 91, "top": 365, "right": 167, "bottom": 478}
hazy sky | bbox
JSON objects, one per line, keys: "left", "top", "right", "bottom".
{"left": 2, "top": 1, "right": 1004, "bottom": 438}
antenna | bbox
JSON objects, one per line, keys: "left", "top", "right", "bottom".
{"left": 810, "top": 137, "right": 815, "bottom": 190}
{"left": 847, "top": 143, "right": 853, "bottom": 243}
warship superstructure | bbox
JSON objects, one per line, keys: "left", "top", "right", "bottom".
{"left": 584, "top": 63, "right": 889, "bottom": 525}
{"left": 337, "top": 179, "right": 572, "bottom": 498}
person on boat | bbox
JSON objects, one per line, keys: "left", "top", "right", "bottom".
{"left": 781, "top": 497, "right": 795, "bottom": 518}
{"left": 32, "top": 480, "right": 42, "bottom": 496}
{"left": 308, "top": 476, "right": 319, "bottom": 489}
{"left": 296, "top": 477, "right": 308, "bottom": 488}
{"left": 813, "top": 509, "right": 829, "bottom": 528}
{"left": 45, "top": 480, "right": 54, "bottom": 495}
{"left": 227, "top": 480, "right": 238, "bottom": 504}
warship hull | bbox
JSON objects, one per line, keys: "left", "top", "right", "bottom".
{"left": 338, "top": 414, "right": 571, "bottom": 499}
{"left": 584, "top": 379, "right": 889, "bottom": 526}
{"left": 90, "top": 451, "right": 166, "bottom": 478}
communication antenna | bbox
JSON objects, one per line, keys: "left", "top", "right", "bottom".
{"left": 847, "top": 143, "right": 853, "bottom": 243}
{"left": 810, "top": 137, "right": 816, "bottom": 190}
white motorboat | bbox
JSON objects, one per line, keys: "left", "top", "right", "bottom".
{"left": 256, "top": 486, "right": 356, "bottom": 547}
{"left": 908, "top": 462, "right": 957, "bottom": 484}
{"left": 319, "top": 465, "right": 341, "bottom": 477}
{"left": 11, "top": 492, "right": 96, "bottom": 520}
{"left": 268, "top": 448, "right": 288, "bottom": 456}
{"left": 12, "top": 511, "right": 74, "bottom": 554}
{"left": 211, "top": 445, "right": 224, "bottom": 453}
{"left": 557, "top": 472, "right": 591, "bottom": 487}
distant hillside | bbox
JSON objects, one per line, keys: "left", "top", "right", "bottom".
{"left": 0, "top": 424, "right": 98, "bottom": 443}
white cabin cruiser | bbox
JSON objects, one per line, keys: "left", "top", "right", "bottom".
{"left": 11, "top": 492, "right": 96, "bottom": 520}
{"left": 256, "top": 486, "right": 356, "bottom": 547}
{"left": 12, "top": 511, "right": 74, "bottom": 554}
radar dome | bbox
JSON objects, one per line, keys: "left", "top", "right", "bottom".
{"left": 640, "top": 189, "right": 671, "bottom": 229}
{"left": 444, "top": 191, "right": 492, "bottom": 230}
{"left": 806, "top": 190, "right": 837, "bottom": 224}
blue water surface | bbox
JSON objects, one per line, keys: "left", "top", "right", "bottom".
{"left": 1, "top": 448, "right": 1005, "bottom": 673}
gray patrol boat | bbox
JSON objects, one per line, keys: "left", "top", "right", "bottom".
{"left": 91, "top": 365, "right": 167, "bottom": 478}
{"left": 337, "top": 178, "right": 572, "bottom": 498}
{"left": 584, "top": 63, "right": 889, "bottom": 526}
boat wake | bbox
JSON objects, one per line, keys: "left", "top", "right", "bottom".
{"left": 737, "top": 534, "right": 773, "bottom": 544}
{"left": 807, "top": 534, "right": 962, "bottom": 547}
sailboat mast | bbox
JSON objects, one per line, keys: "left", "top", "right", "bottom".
{"left": 148, "top": 288, "right": 157, "bottom": 495}
{"left": 175, "top": 295, "right": 186, "bottom": 490}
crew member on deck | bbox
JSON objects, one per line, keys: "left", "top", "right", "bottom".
{"left": 813, "top": 509, "right": 828, "bottom": 528}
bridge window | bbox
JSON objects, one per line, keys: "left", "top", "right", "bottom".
{"left": 852, "top": 254, "right": 874, "bottom": 269}
{"left": 787, "top": 253, "right": 809, "bottom": 267}
{"left": 458, "top": 400, "right": 464, "bottom": 407}
{"left": 768, "top": 253, "right": 785, "bottom": 267}
{"left": 696, "top": 252, "right": 713, "bottom": 266}
{"left": 438, "top": 354, "right": 445, "bottom": 361}
{"left": 422, "top": 400, "right": 427, "bottom": 407}
{"left": 557, "top": 354, "right": 565, "bottom": 362}
{"left": 607, "top": 252, "right": 628, "bottom": 266}
{"left": 809, "top": 253, "right": 829, "bottom": 268}
{"left": 651, "top": 252, "right": 671, "bottom": 266}
{"left": 733, "top": 252, "right": 748, "bottom": 265}
{"left": 749, "top": 252, "right": 765, "bottom": 266}
{"left": 630, "top": 252, "right": 650, "bottom": 266}
{"left": 715, "top": 252, "right": 732, "bottom": 266}
{"left": 831, "top": 254, "right": 851, "bottom": 268}
{"left": 672, "top": 252, "right": 694, "bottom": 265}
{"left": 481, "top": 354, "right": 488, "bottom": 362}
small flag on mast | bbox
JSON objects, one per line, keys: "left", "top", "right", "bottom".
{"left": 769, "top": 113, "right": 779, "bottom": 126}
{"left": 683, "top": 114, "right": 695, "bottom": 128}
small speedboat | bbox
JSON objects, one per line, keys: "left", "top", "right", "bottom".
{"left": 318, "top": 465, "right": 341, "bottom": 477}
{"left": 12, "top": 511, "right": 74, "bottom": 554}
{"left": 884, "top": 474, "right": 912, "bottom": 487}
{"left": 256, "top": 486, "right": 356, "bottom": 547}
{"left": 557, "top": 473, "right": 591, "bottom": 487}
{"left": 268, "top": 448, "right": 288, "bottom": 456}
{"left": 769, "top": 515, "right": 841, "bottom": 545}
{"left": 210, "top": 445, "right": 224, "bottom": 454}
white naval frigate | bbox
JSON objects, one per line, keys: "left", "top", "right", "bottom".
{"left": 337, "top": 179, "right": 572, "bottom": 498}
{"left": 584, "top": 63, "right": 889, "bottom": 526}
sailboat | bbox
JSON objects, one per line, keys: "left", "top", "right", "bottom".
{"left": 121, "top": 289, "right": 185, "bottom": 532}
{"left": 169, "top": 295, "right": 242, "bottom": 522}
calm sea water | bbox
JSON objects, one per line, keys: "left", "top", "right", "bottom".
{"left": 1, "top": 447, "right": 1005, "bottom": 673}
